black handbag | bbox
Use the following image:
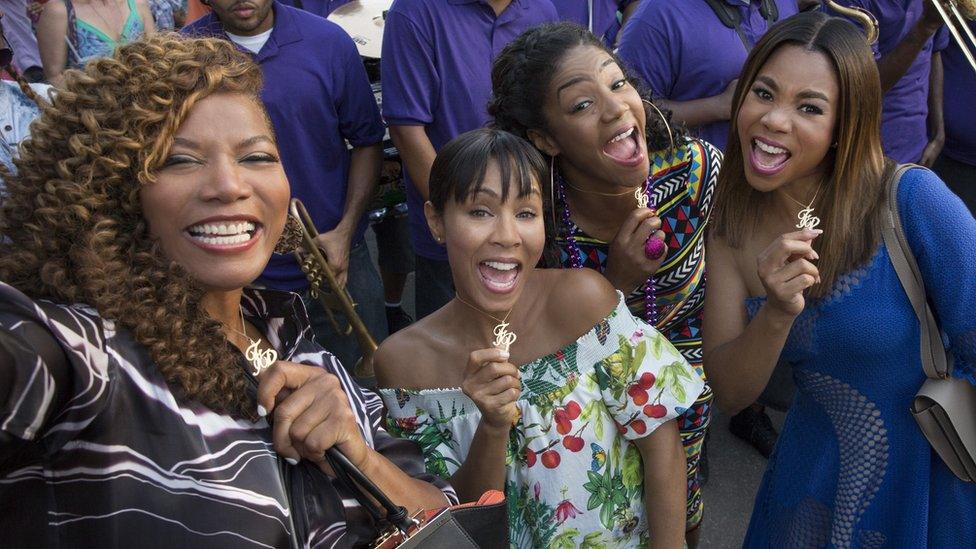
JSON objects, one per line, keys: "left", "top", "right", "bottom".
{"left": 239, "top": 360, "right": 508, "bottom": 547}
{"left": 324, "top": 447, "right": 509, "bottom": 548}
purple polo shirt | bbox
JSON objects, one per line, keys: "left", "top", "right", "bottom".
{"left": 941, "top": 20, "right": 975, "bottom": 166}
{"left": 844, "top": 1, "right": 942, "bottom": 163}
{"left": 183, "top": 2, "right": 385, "bottom": 291}
{"left": 277, "top": 0, "right": 352, "bottom": 17}
{"left": 381, "top": 0, "right": 558, "bottom": 261}
{"left": 551, "top": 0, "right": 635, "bottom": 45}
{"left": 617, "top": 0, "right": 797, "bottom": 151}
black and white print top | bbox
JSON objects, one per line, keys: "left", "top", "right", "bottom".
{"left": 0, "top": 282, "right": 456, "bottom": 548}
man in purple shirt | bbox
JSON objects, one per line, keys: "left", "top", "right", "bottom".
{"left": 184, "top": 0, "right": 388, "bottom": 370}
{"left": 840, "top": 0, "right": 947, "bottom": 163}
{"left": 934, "top": 19, "right": 975, "bottom": 215}
{"left": 617, "top": 0, "right": 798, "bottom": 151}
{"left": 551, "top": 0, "right": 640, "bottom": 45}
{"left": 381, "top": 0, "right": 558, "bottom": 319}
{"left": 277, "top": 0, "right": 351, "bottom": 17}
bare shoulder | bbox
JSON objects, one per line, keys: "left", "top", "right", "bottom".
{"left": 373, "top": 315, "right": 459, "bottom": 390}
{"left": 542, "top": 268, "right": 619, "bottom": 331}
{"left": 38, "top": 0, "right": 68, "bottom": 24}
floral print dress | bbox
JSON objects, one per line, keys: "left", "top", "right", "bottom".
{"left": 380, "top": 293, "right": 705, "bottom": 548}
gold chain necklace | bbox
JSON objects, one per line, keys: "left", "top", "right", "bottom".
{"left": 85, "top": 0, "right": 126, "bottom": 41}
{"left": 454, "top": 292, "right": 517, "bottom": 352}
{"left": 226, "top": 307, "right": 278, "bottom": 376}
{"left": 563, "top": 181, "right": 640, "bottom": 198}
{"left": 781, "top": 185, "right": 822, "bottom": 230}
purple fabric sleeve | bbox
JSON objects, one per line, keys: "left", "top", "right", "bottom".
{"left": 617, "top": 18, "right": 675, "bottom": 98}
{"left": 380, "top": 11, "right": 438, "bottom": 127}
{"left": 335, "top": 32, "right": 385, "bottom": 147}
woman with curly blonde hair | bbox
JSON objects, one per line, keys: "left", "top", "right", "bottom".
{"left": 0, "top": 34, "right": 453, "bottom": 547}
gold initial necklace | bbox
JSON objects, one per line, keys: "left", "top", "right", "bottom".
{"left": 454, "top": 293, "right": 518, "bottom": 353}
{"left": 226, "top": 307, "right": 278, "bottom": 376}
{"left": 781, "top": 185, "right": 823, "bottom": 230}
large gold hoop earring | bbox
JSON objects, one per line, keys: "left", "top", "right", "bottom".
{"left": 548, "top": 155, "right": 557, "bottom": 232}
{"left": 642, "top": 99, "right": 675, "bottom": 153}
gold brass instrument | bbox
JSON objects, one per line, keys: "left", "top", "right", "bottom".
{"left": 823, "top": 0, "right": 880, "bottom": 44}
{"left": 930, "top": 0, "right": 976, "bottom": 72}
{"left": 288, "top": 198, "right": 378, "bottom": 377}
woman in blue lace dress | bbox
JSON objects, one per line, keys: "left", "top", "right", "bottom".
{"left": 704, "top": 12, "right": 976, "bottom": 547}
{"left": 35, "top": 0, "right": 153, "bottom": 84}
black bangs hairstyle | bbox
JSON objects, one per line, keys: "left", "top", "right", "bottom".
{"left": 488, "top": 21, "right": 684, "bottom": 153}
{"left": 428, "top": 127, "right": 549, "bottom": 212}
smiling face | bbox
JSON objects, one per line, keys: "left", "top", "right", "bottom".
{"left": 208, "top": 0, "right": 274, "bottom": 36}
{"left": 736, "top": 44, "right": 839, "bottom": 194}
{"left": 531, "top": 45, "right": 649, "bottom": 189}
{"left": 427, "top": 160, "right": 545, "bottom": 314}
{"left": 140, "top": 92, "right": 289, "bottom": 293}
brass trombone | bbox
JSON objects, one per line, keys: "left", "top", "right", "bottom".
{"left": 288, "top": 198, "right": 378, "bottom": 377}
{"left": 929, "top": 0, "right": 976, "bottom": 72}
{"left": 823, "top": 0, "right": 880, "bottom": 44}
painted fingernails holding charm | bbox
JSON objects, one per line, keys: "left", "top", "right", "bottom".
{"left": 644, "top": 237, "right": 666, "bottom": 260}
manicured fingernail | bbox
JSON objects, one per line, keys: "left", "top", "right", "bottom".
{"left": 810, "top": 229, "right": 823, "bottom": 234}
{"left": 499, "top": 351, "right": 510, "bottom": 360}
{"left": 257, "top": 405, "right": 267, "bottom": 417}
{"left": 285, "top": 457, "right": 299, "bottom": 465}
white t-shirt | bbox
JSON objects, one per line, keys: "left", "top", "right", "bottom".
{"left": 226, "top": 28, "right": 273, "bottom": 54}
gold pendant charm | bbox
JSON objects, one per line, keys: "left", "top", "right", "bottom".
{"left": 795, "top": 207, "right": 821, "bottom": 230}
{"left": 635, "top": 187, "right": 649, "bottom": 210}
{"left": 491, "top": 321, "right": 518, "bottom": 353}
{"left": 245, "top": 339, "right": 278, "bottom": 376}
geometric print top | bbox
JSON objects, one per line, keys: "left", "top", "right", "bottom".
{"left": 556, "top": 137, "right": 722, "bottom": 373}
{"left": 0, "top": 282, "right": 456, "bottom": 548}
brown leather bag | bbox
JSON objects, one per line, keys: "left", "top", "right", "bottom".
{"left": 881, "top": 164, "right": 976, "bottom": 483}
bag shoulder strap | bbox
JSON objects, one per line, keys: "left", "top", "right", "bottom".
{"left": 880, "top": 163, "right": 950, "bottom": 379}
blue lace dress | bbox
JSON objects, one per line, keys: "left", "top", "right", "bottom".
{"left": 742, "top": 167, "right": 976, "bottom": 548}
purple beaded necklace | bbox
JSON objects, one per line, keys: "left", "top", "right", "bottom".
{"left": 556, "top": 171, "right": 659, "bottom": 327}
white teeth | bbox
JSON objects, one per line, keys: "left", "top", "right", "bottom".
{"left": 483, "top": 261, "right": 518, "bottom": 271}
{"left": 755, "top": 140, "right": 788, "bottom": 155}
{"left": 188, "top": 233, "right": 253, "bottom": 246}
{"left": 609, "top": 127, "right": 635, "bottom": 143}
{"left": 187, "top": 221, "right": 256, "bottom": 236}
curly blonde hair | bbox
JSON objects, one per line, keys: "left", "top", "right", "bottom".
{"left": 0, "top": 34, "right": 266, "bottom": 418}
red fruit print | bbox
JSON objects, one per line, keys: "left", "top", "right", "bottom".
{"left": 644, "top": 404, "right": 668, "bottom": 419}
{"left": 541, "top": 450, "right": 561, "bottom": 469}
{"left": 556, "top": 417, "right": 572, "bottom": 435}
{"left": 564, "top": 401, "right": 581, "bottom": 420}
{"left": 562, "top": 436, "right": 585, "bottom": 452}
{"left": 525, "top": 449, "right": 537, "bottom": 467}
{"left": 638, "top": 372, "right": 656, "bottom": 390}
{"left": 617, "top": 424, "right": 628, "bottom": 435}
{"left": 630, "top": 419, "right": 647, "bottom": 435}
{"left": 628, "top": 385, "right": 649, "bottom": 406}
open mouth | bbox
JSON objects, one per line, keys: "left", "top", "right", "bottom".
{"left": 750, "top": 137, "right": 792, "bottom": 175}
{"left": 478, "top": 260, "right": 521, "bottom": 294}
{"left": 602, "top": 126, "right": 644, "bottom": 167}
{"left": 184, "top": 220, "right": 260, "bottom": 248}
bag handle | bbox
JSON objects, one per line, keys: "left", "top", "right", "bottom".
{"left": 324, "top": 447, "right": 416, "bottom": 533}
{"left": 880, "top": 163, "right": 950, "bottom": 379}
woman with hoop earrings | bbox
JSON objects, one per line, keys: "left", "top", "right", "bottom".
{"left": 488, "top": 22, "right": 720, "bottom": 547}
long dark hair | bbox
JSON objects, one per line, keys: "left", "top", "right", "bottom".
{"left": 712, "top": 11, "right": 891, "bottom": 299}
{"left": 488, "top": 21, "right": 681, "bottom": 153}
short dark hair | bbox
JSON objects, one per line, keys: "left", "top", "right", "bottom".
{"left": 428, "top": 128, "right": 548, "bottom": 212}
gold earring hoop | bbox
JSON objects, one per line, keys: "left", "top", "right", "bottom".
{"left": 642, "top": 98, "right": 675, "bottom": 153}
{"left": 548, "top": 155, "right": 557, "bottom": 232}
